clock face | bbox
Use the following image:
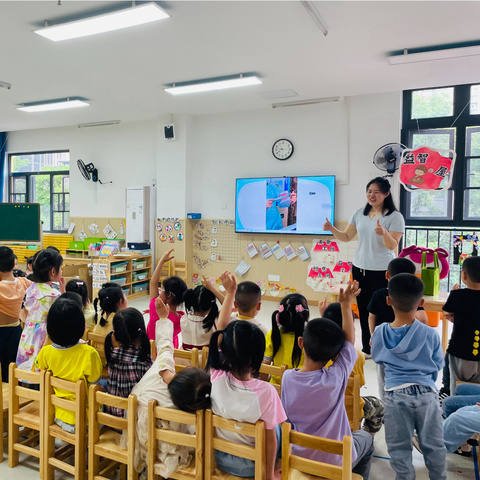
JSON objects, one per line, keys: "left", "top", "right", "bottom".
{"left": 272, "top": 139, "right": 294, "bottom": 160}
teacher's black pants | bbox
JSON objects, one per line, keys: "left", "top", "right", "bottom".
{"left": 352, "top": 265, "right": 388, "bottom": 355}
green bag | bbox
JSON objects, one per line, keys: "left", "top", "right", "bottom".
{"left": 421, "top": 251, "right": 440, "bottom": 296}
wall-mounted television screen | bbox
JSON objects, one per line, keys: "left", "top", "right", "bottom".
{"left": 235, "top": 175, "right": 335, "bottom": 235}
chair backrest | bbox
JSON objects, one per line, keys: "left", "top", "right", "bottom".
{"left": 86, "top": 331, "right": 107, "bottom": 375}
{"left": 150, "top": 339, "right": 157, "bottom": 360}
{"left": 281, "top": 422, "right": 356, "bottom": 480}
{"left": 174, "top": 348, "right": 199, "bottom": 373}
{"left": 200, "top": 346, "right": 209, "bottom": 370}
{"left": 173, "top": 261, "right": 188, "bottom": 283}
{"left": 88, "top": 384, "right": 137, "bottom": 480}
{"left": 204, "top": 409, "right": 265, "bottom": 480}
{"left": 8, "top": 363, "right": 45, "bottom": 472}
{"left": 147, "top": 400, "right": 204, "bottom": 480}
{"left": 1, "top": 365, "right": 5, "bottom": 461}
{"left": 258, "top": 363, "right": 287, "bottom": 397}
{"left": 43, "top": 372, "right": 87, "bottom": 480}
{"left": 345, "top": 374, "right": 361, "bottom": 432}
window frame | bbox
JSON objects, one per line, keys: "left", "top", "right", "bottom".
{"left": 8, "top": 150, "right": 70, "bottom": 233}
{"left": 400, "top": 83, "right": 480, "bottom": 228}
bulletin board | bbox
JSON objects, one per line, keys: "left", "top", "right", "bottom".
{"left": 155, "top": 217, "right": 354, "bottom": 303}
{"left": 69, "top": 217, "right": 126, "bottom": 242}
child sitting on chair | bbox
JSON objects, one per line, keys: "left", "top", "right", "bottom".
{"left": 443, "top": 256, "right": 480, "bottom": 394}
{"left": 130, "top": 297, "right": 211, "bottom": 477}
{"left": 281, "top": 282, "right": 373, "bottom": 480}
{"left": 35, "top": 293, "right": 103, "bottom": 432}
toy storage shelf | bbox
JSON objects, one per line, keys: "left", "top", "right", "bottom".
{"left": 65, "top": 249, "right": 91, "bottom": 259}
{"left": 91, "top": 254, "right": 152, "bottom": 300}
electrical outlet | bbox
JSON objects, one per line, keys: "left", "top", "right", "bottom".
{"left": 268, "top": 274, "right": 280, "bottom": 282}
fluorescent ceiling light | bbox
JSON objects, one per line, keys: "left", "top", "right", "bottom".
{"left": 0, "top": 80, "right": 11, "bottom": 90}
{"left": 301, "top": 1, "right": 328, "bottom": 36}
{"left": 78, "top": 120, "right": 120, "bottom": 128}
{"left": 388, "top": 43, "right": 480, "bottom": 65}
{"left": 272, "top": 97, "right": 341, "bottom": 108}
{"left": 164, "top": 74, "right": 262, "bottom": 95}
{"left": 34, "top": 3, "right": 169, "bottom": 42}
{"left": 17, "top": 98, "right": 90, "bottom": 112}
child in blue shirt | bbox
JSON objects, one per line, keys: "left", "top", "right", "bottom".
{"left": 371, "top": 273, "right": 446, "bottom": 480}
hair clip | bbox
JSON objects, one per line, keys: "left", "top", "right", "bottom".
{"left": 278, "top": 305, "right": 285, "bottom": 313}
{"left": 295, "top": 304, "right": 308, "bottom": 313}
{"left": 76, "top": 281, "right": 84, "bottom": 286}
{"left": 205, "top": 393, "right": 210, "bottom": 398}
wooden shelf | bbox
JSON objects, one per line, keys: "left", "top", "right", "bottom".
{"left": 91, "top": 254, "right": 152, "bottom": 299}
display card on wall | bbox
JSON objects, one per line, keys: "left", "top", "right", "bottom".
{"left": 284, "top": 244, "right": 296, "bottom": 261}
{"left": 235, "top": 260, "right": 251, "bottom": 276}
{"left": 259, "top": 243, "right": 273, "bottom": 259}
{"left": 295, "top": 245, "right": 310, "bottom": 261}
{"left": 245, "top": 242, "right": 258, "bottom": 258}
{"left": 271, "top": 243, "right": 285, "bottom": 260}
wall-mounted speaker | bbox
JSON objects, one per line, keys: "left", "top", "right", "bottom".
{"left": 164, "top": 124, "right": 175, "bottom": 141}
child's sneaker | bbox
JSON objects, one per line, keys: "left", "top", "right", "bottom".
{"left": 438, "top": 388, "right": 450, "bottom": 406}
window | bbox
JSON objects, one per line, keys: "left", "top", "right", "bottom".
{"left": 401, "top": 83, "right": 480, "bottom": 227}
{"left": 8, "top": 151, "right": 70, "bottom": 232}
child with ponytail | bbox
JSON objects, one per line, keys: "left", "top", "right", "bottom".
{"left": 181, "top": 276, "right": 224, "bottom": 350}
{"left": 263, "top": 293, "right": 309, "bottom": 384}
{"left": 104, "top": 307, "right": 153, "bottom": 416}
{"left": 93, "top": 282, "right": 127, "bottom": 335}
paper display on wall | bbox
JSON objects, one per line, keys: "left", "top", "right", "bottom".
{"left": 88, "top": 223, "right": 100, "bottom": 235}
{"left": 245, "top": 242, "right": 258, "bottom": 258}
{"left": 271, "top": 243, "right": 285, "bottom": 260}
{"left": 103, "top": 223, "right": 117, "bottom": 239}
{"left": 235, "top": 260, "right": 251, "bottom": 277}
{"left": 284, "top": 244, "right": 296, "bottom": 261}
{"left": 295, "top": 245, "right": 310, "bottom": 261}
{"left": 259, "top": 243, "right": 273, "bottom": 259}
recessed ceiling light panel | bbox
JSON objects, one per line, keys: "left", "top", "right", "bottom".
{"left": 17, "top": 98, "right": 90, "bottom": 112}
{"left": 34, "top": 3, "right": 169, "bottom": 42}
{"left": 164, "top": 74, "right": 262, "bottom": 95}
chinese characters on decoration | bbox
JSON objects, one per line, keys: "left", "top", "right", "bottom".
{"left": 399, "top": 146, "right": 456, "bottom": 192}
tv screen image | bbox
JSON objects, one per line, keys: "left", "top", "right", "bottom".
{"left": 235, "top": 175, "right": 335, "bottom": 235}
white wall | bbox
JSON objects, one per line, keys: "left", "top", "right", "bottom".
{"left": 189, "top": 91, "right": 402, "bottom": 222}
{"left": 6, "top": 120, "right": 157, "bottom": 218}
{"left": 6, "top": 91, "right": 402, "bottom": 223}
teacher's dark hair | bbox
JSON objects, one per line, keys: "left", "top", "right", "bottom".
{"left": 363, "top": 177, "right": 397, "bottom": 216}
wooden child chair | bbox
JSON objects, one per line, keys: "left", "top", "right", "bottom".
{"left": 345, "top": 374, "right": 361, "bottom": 432}
{"left": 86, "top": 330, "right": 108, "bottom": 377}
{"left": 281, "top": 422, "right": 362, "bottom": 480}
{"left": 88, "top": 384, "right": 138, "bottom": 480}
{"left": 1, "top": 366, "right": 6, "bottom": 462}
{"left": 201, "top": 346, "right": 209, "bottom": 370}
{"left": 204, "top": 409, "right": 266, "bottom": 480}
{"left": 43, "top": 372, "right": 87, "bottom": 480}
{"left": 173, "top": 261, "right": 188, "bottom": 284}
{"left": 174, "top": 348, "right": 199, "bottom": 373}
{"left": 147, "top": 400, "right": 204, "bottom": 480}
{"left": 8, "top": 363, "right": 45, "bottom": 477}
{"left": 259, "top": 363, "right": 288, "bottom": 397}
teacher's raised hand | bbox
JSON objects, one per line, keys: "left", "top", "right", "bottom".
{"left": 323, "top": 217, "right": 333, "bottom": 231}
{"left": 375, "top": 219, "right": 386, "bottom": 236}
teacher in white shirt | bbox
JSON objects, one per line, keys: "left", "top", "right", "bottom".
{"left": 323, "top": 177, "right": 405, "bottom": 356}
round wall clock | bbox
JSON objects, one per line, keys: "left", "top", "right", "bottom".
{"left": 272, "top": 138, "right": 294, "bottom": 160}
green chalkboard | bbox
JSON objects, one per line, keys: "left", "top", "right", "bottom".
{"left": 0, "top": 203, "right": 41, "bottom": 242}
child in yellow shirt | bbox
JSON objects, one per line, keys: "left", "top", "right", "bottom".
{"left": 36, "top": 293, "right": 102, "bottom": 432}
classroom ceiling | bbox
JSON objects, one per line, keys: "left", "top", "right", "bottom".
{"left": 2, "top": 1, "right": 480, "bottom": 132}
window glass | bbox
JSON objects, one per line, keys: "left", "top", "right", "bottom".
{"left": 411, "top": 88, "right": 454, "bottom": 119}
{"left": 8, "top": 151, "right": 70, "bottom": 232}
{"left": 11, "top": 152, "right": 69, "bottom": 173}
{"left": 470, "top": 85, "right": 480, "bottom": 115}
